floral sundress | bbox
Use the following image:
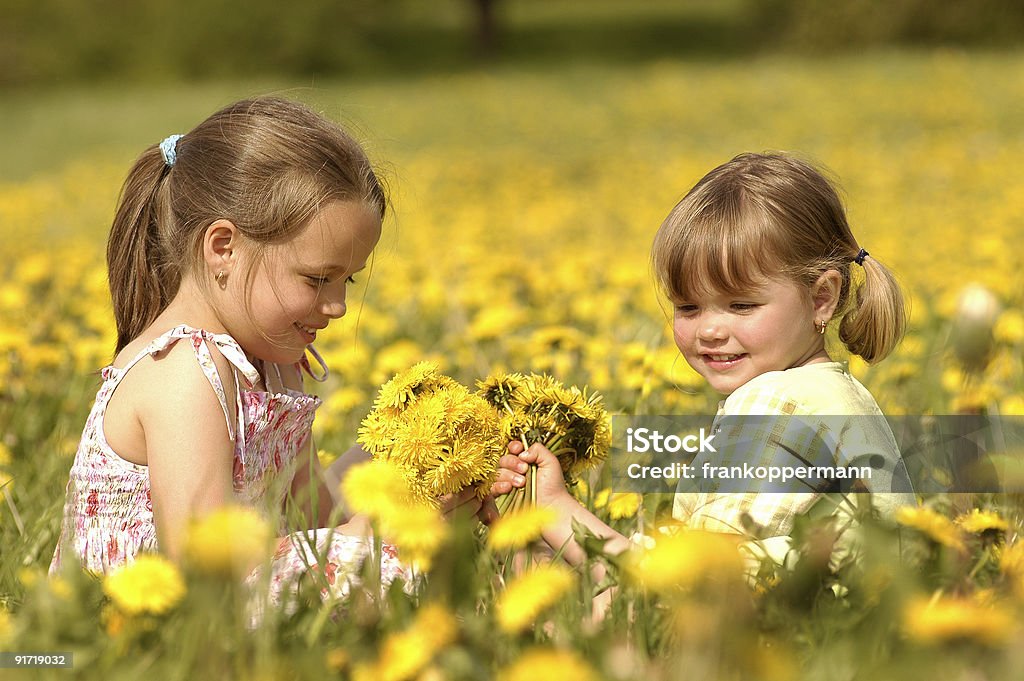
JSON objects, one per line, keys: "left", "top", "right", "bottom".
{"left": 50, "top": 325, "right": 412, "bottom": 606}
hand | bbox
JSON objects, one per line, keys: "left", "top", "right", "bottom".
{"left": 491, "top": 441, "right": 572, "bottom": 509}
{"left": 438, "top": 486, "right": 486, "bottom": 521}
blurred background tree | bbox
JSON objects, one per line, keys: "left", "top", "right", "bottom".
{"left": 3, "top": 0, "right": 1022, "bottom": 88}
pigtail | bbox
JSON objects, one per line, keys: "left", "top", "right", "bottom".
{"left": 838, "top": 254, "right": 907, "bottom": 363}
{"left": 106, "top": 147, "right": 178, "bottom": 354}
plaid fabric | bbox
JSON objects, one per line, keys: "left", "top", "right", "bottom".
{"left": 673, "top": 363, "right": 915, "bottom": 538}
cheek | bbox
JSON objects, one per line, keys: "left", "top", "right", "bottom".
{"left": 671, "top": 318, "right": 691, "bottom": 352}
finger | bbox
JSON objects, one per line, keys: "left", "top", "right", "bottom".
{"left": 490, "top": 480, "right": 514, "bottom": 496}
{"left": 507, "top": 440, "right": 525, "bottom": 455}
{"left": 456, "top": 487, "right": 479, "bottom": 504}
{"left": 445, "top": 488, "right": 478, "bottom": 511}
{"left": 499, "top": 454, "right": 529, "bottom": 474}
{"left": 477, "top": 497, "right": 500, "bottom": 525}
{"left": 515, "top": 446, "right": 539, "bottom": 464}
{"left": 527, "top": 442, "right": 556, "bottom": 464}
{"left": 495, "top": 468, "right": 527, "bottom": 488}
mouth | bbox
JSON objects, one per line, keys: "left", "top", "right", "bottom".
{"left": 295, "top": 322, "right": 323, "bottom": 343}
{"left": 701, "top": 353, "right": 747, "bottom": 368}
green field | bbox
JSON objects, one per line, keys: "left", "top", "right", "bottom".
{"left": 2, "top": 44, "right": 1024, "bottom": 680}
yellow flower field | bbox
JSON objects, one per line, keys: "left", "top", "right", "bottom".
{"left": 2, "top": 51, "right": 1024, "bottom": 679}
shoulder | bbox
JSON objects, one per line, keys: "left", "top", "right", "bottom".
{"left": 119, "top": 330, "right": 241, "bottom": 436}
{"left": 723, "top": 362, "right": 883, "bottom": 416}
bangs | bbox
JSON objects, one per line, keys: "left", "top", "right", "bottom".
{"left": 652, "top": 200, "right": 791, "bottom": 303}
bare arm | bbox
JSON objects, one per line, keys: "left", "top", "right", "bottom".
{"left": 494, "top": 441, "right": 631, "bottom": 563}
{"left": 492, "top": 442, "right": 630, "bottom": 619}
{"left": 137, "top": 342, "right": 236, "bottom": 561}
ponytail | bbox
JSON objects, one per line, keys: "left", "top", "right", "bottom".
{"left": 837, "top": 253, "right": 907, "bottom": 363}
{"left": 107, "top": 146, "right": 179, "bottom": 354}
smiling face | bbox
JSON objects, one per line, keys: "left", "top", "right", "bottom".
{"left": 672, "top": 276, "right": 831, "bottom": 395}
{"left": 225, "top": 200, "right": 381, "bottom": 364}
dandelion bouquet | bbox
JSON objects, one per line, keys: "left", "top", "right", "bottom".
{"left": 358, "top": 362, "right": 504, "bottom": 506}
{"left": 477, "top": 372, "right": 611, "bottom": 514}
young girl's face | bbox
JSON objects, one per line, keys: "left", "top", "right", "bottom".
{"left": 672, "top": 275, "right": 828, "bottom": 395}
{"left": 228, "top": 200, "right": 381, "bottom": 364}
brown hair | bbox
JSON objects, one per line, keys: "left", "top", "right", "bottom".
{"left": 107, "top": 96, "right": 387, "bottom": 353}
{"left": 651, "top": 152, "right": 906, "bottom": 363}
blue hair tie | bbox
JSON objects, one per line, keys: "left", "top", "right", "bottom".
{"left": 159, "top": 134, "right": 184, "bottom": 167}
{"left": 853, "top": 248, "right": 869, "bottom": 266}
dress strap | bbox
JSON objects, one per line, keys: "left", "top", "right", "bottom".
{"left": 299, "top": 344, "right": 330, "bottom": 382}
{"left": 144, "top": 325, "right": 262, "bottom": 442}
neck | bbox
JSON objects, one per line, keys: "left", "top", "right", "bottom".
{"left": 794, "top": 346, "right": 833, "bottom": 368}
{"left": 150, "top": 274, "right": 228, "bottom": 335}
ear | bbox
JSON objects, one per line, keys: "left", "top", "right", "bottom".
{"left": 202, "top": 219, "right": 241, "bottom": 274}
{"left": 811, "top": 269, "right": 842, "bottom": 322}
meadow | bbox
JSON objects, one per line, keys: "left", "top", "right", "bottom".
{"left": 2, "top": 49, "right": 1024, "bottom": 679}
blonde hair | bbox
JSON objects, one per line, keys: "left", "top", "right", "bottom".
{"left": 651, "top": 152, "right": 905, "bottom": 363}
{"left": 107, "top": 97, "right": 387, "bottom": 353}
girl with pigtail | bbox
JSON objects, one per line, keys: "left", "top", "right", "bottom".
{"left": 492, "top": 152, "right": 917, "bottom": 582}
{"left": 51, "top": 97, "right": 482, "bottom": 604}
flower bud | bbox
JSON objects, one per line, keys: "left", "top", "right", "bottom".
{"left": 950, "top": 284, "right": 1000, "bottom": 371}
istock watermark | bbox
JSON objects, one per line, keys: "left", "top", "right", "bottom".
{"left": 609, "top": 415, "right": 1024, "bottom": 495}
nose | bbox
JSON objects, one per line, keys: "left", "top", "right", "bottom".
{"left": 321, "top": 299, "right": 347, "bottom": 319}
{"left": 695, "top": 313, "right": 728, "bottom": 342}
{"left": 319, "top": 285, "right": 347, "bottom": 319}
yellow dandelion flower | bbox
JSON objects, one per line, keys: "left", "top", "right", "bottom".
{"left": 896, "top": 506, "right": 966, "bottom": 552}
{"left": 0, "top": 606, "right": 12, "bottom": 645}
{"left": 373, "top": 361, "right": 443, "bottom": 411}
{"left": 625, "top": 530, "right": 744, "bottom": 592}
{"left": 1001, "top": 395, "right": 1024, "bottom": 415}
{"left": 956, "top": 509, "right": 1009, "bottom": 534}
{"left": 103, "top": 554, "right": 186, "bottom": 616}
{"left": 607, "top": 493, "right": 642, "bottom": 520}
{"left": 498, "top": 648, "right": 598, "bottom": 681}
{"left": 362, "top": 372, "right": 502, "bottom": 504}
{"left": 496, "top": 563, "right": 576, "bottom": 634}
{"left": 49, "top": 576, "right": 73, "bottom": 601}
{"left": 382, "top": 502, "right": 449, "bottom": 572}
{"left": 477, "top": 371, "right": 526, "bottom": 408}
{"left": 371, "top": 604, "right": 457, "bottom": 681}
{"left": 593, "top": 488, "right": 611, "bottom": 508}
{"left": 341, "top": 459, "right": 416, "bottom": 522}
{"left": 102, "top": 604, "right": 126, "bottom": 637}
{"left": 998, "top": 541, "right": 1024, "bottom": 578}
{"left": 487, "top": 506, "right": 557, "bottom": 551}
{"left": 0, "top": 441, "right": 11, "bottom": 465}
{"left": 184, "top": 506, "right": 273, "bottom": 576}
{"left": 357, "top": 410, "right": 397, "bottom": 453}
{"left": 994, "top": 309, "right": 1024, "bottom": 344}
{"left": 17, "top": 567, "right": 42, "bottom": 589}
{"left": 903, "top": 594, "right": 1014, "bottom": 646}
{"left": 325, "top": 648, "right": 349, "bottom": 672}
{"left": 569, "top": 477, "right": 589, "bottom": 502}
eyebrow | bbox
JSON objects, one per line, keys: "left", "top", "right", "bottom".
{"left": 301, "top": 264, "right": 368, "bottom": 275}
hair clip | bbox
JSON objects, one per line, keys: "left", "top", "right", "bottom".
{"left": 159, "top": 134, "right": 184, "bottom": 167}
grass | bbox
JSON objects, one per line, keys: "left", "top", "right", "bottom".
{"left": 2, "top": 44, "right": 1024, "bottom": 680}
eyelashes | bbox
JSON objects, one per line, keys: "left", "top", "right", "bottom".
{"left": 306, "top": 275, "right": 357, "bottom": 287}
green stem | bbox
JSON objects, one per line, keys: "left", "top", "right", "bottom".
{"left": 966, "top": 545, "right": 993, "bottom": 582}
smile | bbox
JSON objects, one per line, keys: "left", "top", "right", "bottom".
{"left": 701, "top": 353, "right": 747, "bottom": 367}
{"left": 295, "top": 323, "right": 322, "bottom": 341}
